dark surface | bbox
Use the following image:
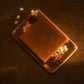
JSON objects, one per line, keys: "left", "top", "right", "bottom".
{"left": 0, "top": 0, "right": 84, "bottom": 84}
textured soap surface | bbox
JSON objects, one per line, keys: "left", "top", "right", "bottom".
{"left": 20, "top": 11, "right": 67, "bottom": 63}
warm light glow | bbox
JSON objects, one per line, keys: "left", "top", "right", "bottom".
{"left": 17, "top": 15, "right": 20, "bottom": 19}
{"left": 14, "top": 21, "right": 18, "bottom": 24}
{"left": 31, "top": 10, "right": 34, "bottom": 13}
{"left": 20, "top": 7, "right": 24, "bottom": 11}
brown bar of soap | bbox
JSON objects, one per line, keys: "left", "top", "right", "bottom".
{"left": 20, "top": 10, "right": 68, "bottom": 63}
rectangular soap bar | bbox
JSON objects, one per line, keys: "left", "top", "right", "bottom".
{"left": 20, "top": 10, "right": 68, "bottom": 63}
{"left": 12, "top": 9, "right": 77, "bottom": 73}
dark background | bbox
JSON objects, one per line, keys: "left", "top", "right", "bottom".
{"left": 0, "top": 0, "right": 84, "bottom": 84}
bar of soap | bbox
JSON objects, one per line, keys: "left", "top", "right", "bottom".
{"left": 20, "top": 11, "right": 68, "bottom": 63}
{"left": 12, "top": 9, "right": 77, "bottom": 73}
